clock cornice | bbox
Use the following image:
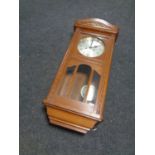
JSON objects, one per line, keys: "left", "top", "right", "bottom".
{"left": 74, "top": 18, "right": 119, "bottom": 35}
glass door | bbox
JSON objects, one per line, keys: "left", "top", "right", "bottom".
{"left": 57, "top": 64, "right": 100, "bottom": 106}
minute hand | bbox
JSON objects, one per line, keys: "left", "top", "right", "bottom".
{"left": 89, "top": 46, "right": 99, "bottom": 49}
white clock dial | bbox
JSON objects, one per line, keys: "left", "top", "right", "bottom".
{"left": 77, "top": 37, "right": 105, "bottom": 57}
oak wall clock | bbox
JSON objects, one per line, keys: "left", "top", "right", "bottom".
{"left": 43, "top": 18, "right": 119, "bottom": 134}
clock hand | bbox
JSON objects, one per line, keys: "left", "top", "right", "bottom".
{"left": 90, "top": 38, "right": 94, "bottom": 48}
{"left": 84, "top": 45, "right": 98, "bottom": 50}
{"left": 89, "top": 45, "right": 99, "bottom": 49}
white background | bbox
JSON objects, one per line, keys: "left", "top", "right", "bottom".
{"left": 0, "top": 0, "right": 155, "bottom": 154}
{"left": 0, "top": 0, "right": 19, "bottom": 154}
{"left": 135, "top": 0, "right": 155, "bottom": 154}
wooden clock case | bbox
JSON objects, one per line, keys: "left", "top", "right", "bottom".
{"left": 43, "top": 18, "right": 119, "bottom": 134}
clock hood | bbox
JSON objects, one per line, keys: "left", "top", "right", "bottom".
{"left": 74, "top": 18, "right": 119, "bottom": 35}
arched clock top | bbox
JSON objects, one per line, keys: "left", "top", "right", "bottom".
{"left": 74, "top": 18, "right": 119, "bottom": 34}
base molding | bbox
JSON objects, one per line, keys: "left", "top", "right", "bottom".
{"left": 49, "top": 117, "right": 90, "bottom": 134}
{"left": 46, "top": 106, "right": 97, "bottom": 134}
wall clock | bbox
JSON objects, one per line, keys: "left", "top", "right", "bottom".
{"left": 43, "top": 18, "right": 119, "bottom": 134}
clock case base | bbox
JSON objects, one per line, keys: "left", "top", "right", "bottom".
{"left": 45, "top": 105, "right": 100, "bottom": 134}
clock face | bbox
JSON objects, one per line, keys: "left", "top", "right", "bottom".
{"left": 77, "top": 37, "right": 105, "bottom": 57}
